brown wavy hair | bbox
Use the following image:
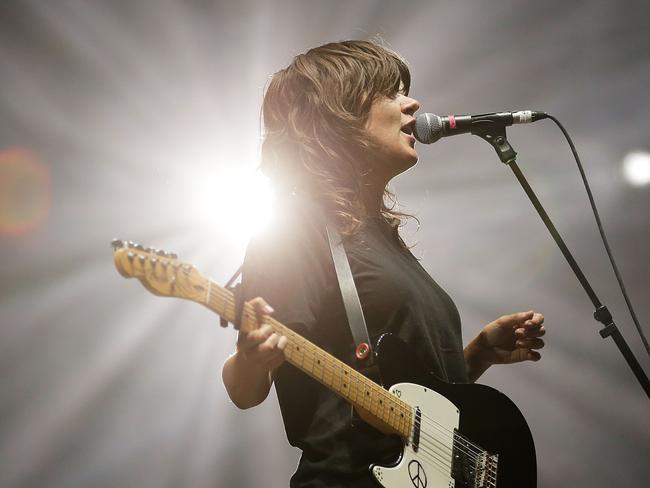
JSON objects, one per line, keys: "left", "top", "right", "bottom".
{"left": 261, "top": 40, "right": 414, "bottom": 236}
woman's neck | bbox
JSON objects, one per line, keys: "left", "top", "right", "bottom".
{"left": 361, "top": 177, "right": 389, "bottom": 218}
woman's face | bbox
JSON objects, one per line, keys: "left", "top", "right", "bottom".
{"left": 364, "top": 91, "right": 420, "bottom": 181}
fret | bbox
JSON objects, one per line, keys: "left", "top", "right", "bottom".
{"left": 349, "top": 379, "right": 357, "bottom": 404}
{"left": 318, "top": 355, "right": 331, "bottom": 383}
{"left": 204, "top": 280, "right": 413, "bottom": 436}
{"left": 364, "top": 383, "right": 375, "bottom": 412}
{"left": 221, "top": 288, "right": 231, "bottom": 323}
{"left": 389, "top": 401, "right": 399, "bottom": 432}
{"left": 112, "top": 246, "right": 421, "bottom": 439}
{"left": 314, "top": 356, "right": 325, "bottom": 382}
{"left": 361, "top": 379, "right": 378, "bottom": 413}
{"left": 331, "top": 364, "right": 342, "bottom": 394}
{"left": 303, "top": 348, "right": 313, "bottom": 374}
{"left": 322, "top": 359, "right": 333, "bottom": 387}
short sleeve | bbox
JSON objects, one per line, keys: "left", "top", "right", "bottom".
{"left": 239, "top": 199, "right": 337, "bottom": 446}
{"left": 240, "top": 199, "right": 333, "bottom": 340}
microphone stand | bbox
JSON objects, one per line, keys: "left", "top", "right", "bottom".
{"left": 472, "top": 122, "right": 650, "bottom": 400}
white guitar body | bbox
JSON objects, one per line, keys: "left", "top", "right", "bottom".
{"left": 371, "top": 383, "right": 459, "bottom": 488}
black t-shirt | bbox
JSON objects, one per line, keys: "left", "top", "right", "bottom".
{"left": 241, "top": 196, "right": 467, "bottom": 487}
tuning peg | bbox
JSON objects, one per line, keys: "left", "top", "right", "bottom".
{"left": 111, "top": 239, "right": 125, "bottom": 250}
{"left": 168, "top": 252, "right": 178, "bottom": 259}
{"left": 150, "top": 257, "right": 158, "bottom": 266}
{"left": 138, "top": 255, "right": 146, "bottom": 264}
{"left": 127, "top": 241, "right": 135, "bottom": 248}
{"left": 161, "top": 261, "right": 169, "bottom": 270}
{"left": 127, "top": 252, "right": 135, "bottom": 262}
{"left": 156, "top": 249, "right": 166, "bottom": 256}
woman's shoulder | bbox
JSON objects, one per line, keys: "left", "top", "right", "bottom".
{"left": 246, "top": 194, "right": 329, "bottom": 259}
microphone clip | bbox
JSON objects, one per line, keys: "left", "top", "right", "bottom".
{"left": 472, "top": 122, "right": 518, "bottom": 164}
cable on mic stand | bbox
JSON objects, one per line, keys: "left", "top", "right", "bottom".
{"left": 471, "top": 115, "right": 650, "bottom": 401}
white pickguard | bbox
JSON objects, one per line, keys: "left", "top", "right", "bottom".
{"left": 371, "top": 383, "right": 459, "bottom": 488}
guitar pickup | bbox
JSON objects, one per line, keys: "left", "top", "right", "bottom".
{"left": 411, "top": 407, "right": 422, "bottom": 452}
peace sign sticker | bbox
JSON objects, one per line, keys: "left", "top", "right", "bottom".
{"left": 408, "top": 459, "right": 427, "bottom": 488}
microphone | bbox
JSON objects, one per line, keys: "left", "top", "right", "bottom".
{"left": 413, "top": 110, "right": 548, "bottom": 144}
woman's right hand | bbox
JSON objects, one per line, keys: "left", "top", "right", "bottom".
{"left": 237, "top": 297, "right": 288, "bottom": 372}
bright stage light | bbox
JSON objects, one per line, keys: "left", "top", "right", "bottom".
{"left": 621, "top": 150, "right": 650, "bottom": 187}
{"left": 185, "top": 163, "right": 273, "bottom": 247}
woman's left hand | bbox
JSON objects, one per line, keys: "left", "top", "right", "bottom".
{"left": 464, "top": 310, "right": 545, "bottom": 382}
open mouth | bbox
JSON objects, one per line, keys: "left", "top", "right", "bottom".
{"left": 400, "top": 119, "right": 416, "bottom": 145}
{"left": 400, "top": 119, "right": 416, "bottom": 137}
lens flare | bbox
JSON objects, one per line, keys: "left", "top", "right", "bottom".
{"left": 0, "top": 148, "right": 50, "bottom": 236}
{"left": 182, "top": 164, "right": 273, "bottom": 247}
{"left": 622, "top": 150, "right": 650, "bottom": 187}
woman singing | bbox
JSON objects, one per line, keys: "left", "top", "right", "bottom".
{"left": 222, "top": 40, "right": 546, "bottom": 487}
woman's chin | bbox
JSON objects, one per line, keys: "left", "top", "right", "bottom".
{"left": 393, "top": 153, "right": 419, "bottom": 177}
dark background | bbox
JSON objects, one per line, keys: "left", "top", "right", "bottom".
{"left": 1, "top": 1, "right": 649, "bottom": 487}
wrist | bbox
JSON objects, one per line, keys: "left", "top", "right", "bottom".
{"left": 464, "top": 331, "right": 493, "bottom": 382}
{"left": 233, "top": 348, "right": 271, "bottom": 376}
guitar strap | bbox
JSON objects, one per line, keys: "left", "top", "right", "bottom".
{"left": 325, "top": 225, "right": 375, "bottom": 368}
{"left": 221, "top": 202, "right": 374, "bottom": 368}
{"left": 220, "top": 265, "right": 244, "bottom": 330}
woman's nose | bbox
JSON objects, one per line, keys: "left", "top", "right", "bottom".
{"left": 402, "top": 96, "right": 420, "bottom": 115}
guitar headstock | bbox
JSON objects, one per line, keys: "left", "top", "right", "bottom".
{"left": 111, "top": 239, "right": 209, "bottom": 303}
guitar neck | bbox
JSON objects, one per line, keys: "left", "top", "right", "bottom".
{"left": 201, "top": 278, "right": 413, "bottom": 438}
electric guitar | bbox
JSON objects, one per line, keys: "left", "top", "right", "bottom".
{"left": 111, "top": 239, "right": 536, "bottom": 488}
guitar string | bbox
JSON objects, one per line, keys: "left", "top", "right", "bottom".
{"left": 410, "top": 425, "right": 486, "bottom": 476}
{"left": 415, "top": 421, "right": 479, "bottom": 464}
{"left": 416, "top": 433, "right": 497, "bottom": 486}
{"left": 417, "top": 437, "right": 497, "bottom": 488}
{"left": 382, "top": 406, "right": 485, "bottom": 469}
{"left": 418, "top": 417, "right": 497, "bottom": 484}
{"left": 415, "top": 413, "right": 498, "bottom": 486}
{"left": 416, "top": 430, "right": 496, "bottom": 486}
{"left": 281, "top": 333, "right": 493, "bottom": 476}
{"left": 414, "top": 438, "right": 487, "bottom": 484}
{"left": 394, "top": 392, "right": 496, "bottom": 480}
{"left": 212, "top": 288, "right": 491, "bottom": 476}
{"left": 188, "top": 275, "right": 495, "bottom": 483}
{"left": 410, "top": 413, "right": 479, "bottom": 462}
{"left": 208, "top": 285, "right": 489, "bottom": 466}
{"left": 133, "top": 262, "right": 497, "bottom": 484}
{"left": 348, "top": 391, "right": 483, "bottom": 476}
{"left": 415, "top": 414, "right": 483, "bottom": 459}
{"left": 203, "top": 282, "right": 492, "bottom": 473}
{"left": 148, "top": 263, "right": 491, "bottom": 464}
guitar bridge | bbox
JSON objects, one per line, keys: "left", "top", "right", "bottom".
{"left": 474, "top": 452, "right": 498, "bottom": 488}
{"left": 451, "top": 430, "right": 498, "bottom": 488}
